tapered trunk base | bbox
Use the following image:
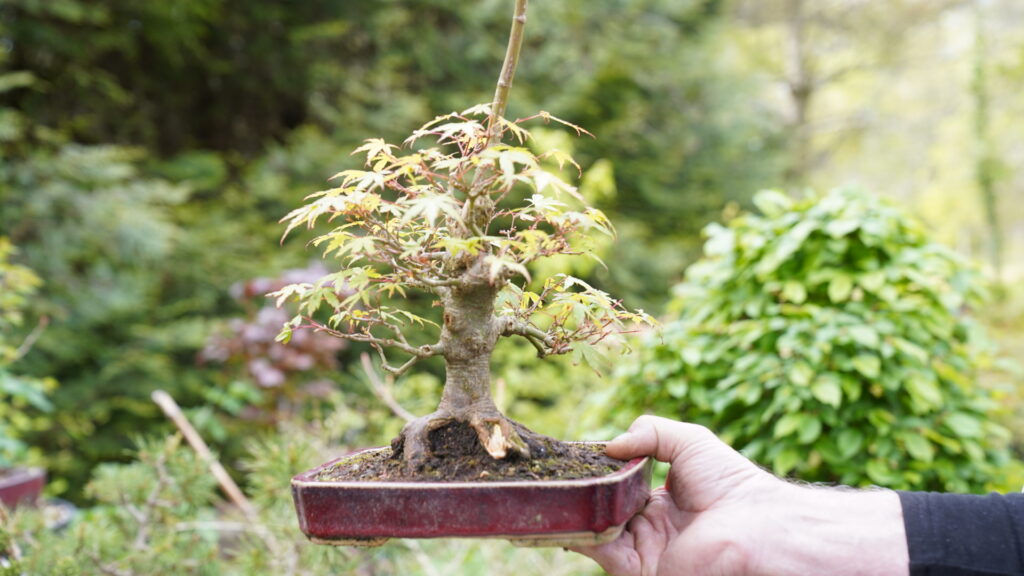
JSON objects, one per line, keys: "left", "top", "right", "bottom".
{"left": 391, "top": 411, "right": 553, "bottom": 470}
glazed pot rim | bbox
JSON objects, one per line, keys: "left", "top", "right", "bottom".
{"left": 0, "top": 466, "right": 45, "bottom": 485}
{"left": 293, "top": 441, "right": 649, "bottom": 490}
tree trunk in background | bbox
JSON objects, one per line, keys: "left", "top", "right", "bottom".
{"left": 784, "top": 0, "right": 812, "bottom": 188}
{"left": 972, "top": 0, "right": 1004, "bottom": 289}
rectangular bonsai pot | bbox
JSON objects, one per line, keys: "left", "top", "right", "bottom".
{"left": 292, "top": 443, "right": 652, "bottom": 548}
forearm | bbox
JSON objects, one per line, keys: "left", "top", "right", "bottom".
{"left": 755, "top": 483, "right": 909, "bottom": 576}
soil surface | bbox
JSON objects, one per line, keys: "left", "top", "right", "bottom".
{"left": 316, "top": 421, "right": 627, "bottom": 482}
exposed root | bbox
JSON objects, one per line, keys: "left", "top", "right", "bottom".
{"left": 468, "top": 413, "right": 530, "bottom": 460}
{"left": 391, "top": 410, "right": 552, "bottom": 470}
{"left": 392, "top": 410, "right": 454, "bottom": 468}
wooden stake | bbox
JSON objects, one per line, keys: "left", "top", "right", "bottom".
{"left": 151, "top": 390, "right": 257, "bottom": 520}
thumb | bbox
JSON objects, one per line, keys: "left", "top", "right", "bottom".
{"left": 606, "top": 415, "right": 714, "bottom": 464}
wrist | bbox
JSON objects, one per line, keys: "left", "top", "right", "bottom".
{"left": 754, "top": 482, "right": 909, "bottom": 576}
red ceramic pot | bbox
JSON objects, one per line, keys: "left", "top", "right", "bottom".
{"left": 0, "top": 467, "right": 45, "bottom": 509}
{"left": 292, "top": 443, "right": 652, "bottom": 547}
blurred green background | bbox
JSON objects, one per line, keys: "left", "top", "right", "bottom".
{"left": 3, "top": 0, "right": 1024, "bottom": 574}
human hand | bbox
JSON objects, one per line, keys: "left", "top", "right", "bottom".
{"left": 572, "top": 415, "right": 908, "bottom": 576}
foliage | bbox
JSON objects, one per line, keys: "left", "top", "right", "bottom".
{"left": 0, "top": 140, "right": 305, "bottom": 497}
{"left": 616, "top": 188, "right": 1014, "bottom": 492}
{"left": 273, "top": 107, "right": 653, "bottom": 379}
{"left": 0, "top": 0, "right": 337, "bottom": 155}
{"left": 0, "top": 238, "right": 54, "bottom": 468}
{"left": 2, "top": 432, "right": 351, "bottom": 575}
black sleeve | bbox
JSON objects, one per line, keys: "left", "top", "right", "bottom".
{"left": 898, "top": 491, "right": 1024, "bottom": 576}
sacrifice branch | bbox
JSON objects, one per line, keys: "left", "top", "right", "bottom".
{"left": 487, "top": 0, "right": 529, "bottom": 142}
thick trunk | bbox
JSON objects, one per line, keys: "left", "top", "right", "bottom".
{"left": 438, "top": 273, "right": 500, "bottom": 414}
{"left": 394, "top": 257, "right": 531, "bottom": 465}
{"left": 440, "top": 354, "right": 495, "bottom": 413}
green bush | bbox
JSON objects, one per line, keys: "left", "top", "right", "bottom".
{"left": 616, "top": 188, "right": 1014, "bottom": 492}
{"left": 0, "top": 237, "right": 54, "bottom": 468}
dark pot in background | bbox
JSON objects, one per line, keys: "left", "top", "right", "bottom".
{"left": 292, "top": 443, "right": 652, "bottom": 548}
{"left": 0, "top": 467, "right": 45, "bottom": 509}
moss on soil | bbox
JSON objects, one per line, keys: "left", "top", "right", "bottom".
{"left": 315, "top": 421, "right": 626, "bottom": 482}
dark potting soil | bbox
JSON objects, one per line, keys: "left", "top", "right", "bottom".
{"left": 315, "top": 421, "right": 626, "bottom": 482}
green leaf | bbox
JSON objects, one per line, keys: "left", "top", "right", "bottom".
{"left": 681, "top": 347, "right": 702, "bottom": 366}
{"left": 753, "top": 189, "right": 792, "bottom": 217}
{"left": 825, "top": 218, "right": 859, "bottom": 238}
{"left": 900, "top": 432, "right": 935, "bottom": 463}
{"left": 847, "top": 325, "right": 879, "bottom": 349}
{"left": 486, "top": 256, "right": 531, "bottom": 283}
{"left": 944, "top": 413, "right": 982, "bottom": 439}
{"left": 905, "top": 374, "right": 943, "bottom": 411}
{"left": 797, "top": 416, "right": 822, "bottom": 445}
{"left": 865, "top": 458, "right": 897, "bottom": 485}
{"left": 836, "top": 429, "right": 864, "bottom": 458}
{"left": 0, "top": 71, "right": 36, "bottom": 94}
{"left": 811, "top": 375, "right": 842, "bottom": 407}
{"left": 756, "top": 220, "right": 818, "bottom": 277}
{"left": 666, "top": 380, "right": 688, "bottom": 399}
{"left": 782, "top": 281, "right": 807, "bottom": 304}
{"left": 773, "top": 413, "right": 802, "bottom": 439}
{"left": 828, "top": 274, "right": 853, "bottom": 303}
{"left": 858, "top": 270, "right": 886, "bottom": 292}
{"left": 400, "top": 192, "right": 462, "bottom": 225}
{"left": 0, "top": 372, "right": 52, "bottom": 412}
{"left": 851, "top": 354, "right": 881, "bottom": 379}
{"left": 892, "top": 338, "right": 929, "bottom": 364}
{"left": 787, "top": 361, "right": 814, "bottom": 387}
{"left": 773, "top": 446, "right": 802, "bottom": 476}
{"left": 570, "top": 342, "right": 604, "bottom": 370}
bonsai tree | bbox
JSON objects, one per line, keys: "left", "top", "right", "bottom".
{"left": 272, "top": 0, "right": 650, "bottom": 466}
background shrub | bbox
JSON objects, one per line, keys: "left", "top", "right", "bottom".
{"left": 616, "top": 188, "right": 1014, "bottom": 492}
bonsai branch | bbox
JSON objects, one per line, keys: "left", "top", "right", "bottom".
{"left": 360, "top": 353, "right": 415, "bottom": 422}
{"left": 306, "top": 318, "right": 444, "bottom": 360}
{"left": 374, "top": 345, "right": 429, "bottom": 377}
{"left": 408, "top": 275, "right": 463, "bottom": 290}
{"left": 500, "top": 318, "right": 560, "bottom": 357}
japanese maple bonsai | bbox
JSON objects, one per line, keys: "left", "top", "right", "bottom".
{"left": 279, "top": 0, "right": 653, "bottom": 545}
{"left": 275, "top": 0, "right": 649, "bottom": 467}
